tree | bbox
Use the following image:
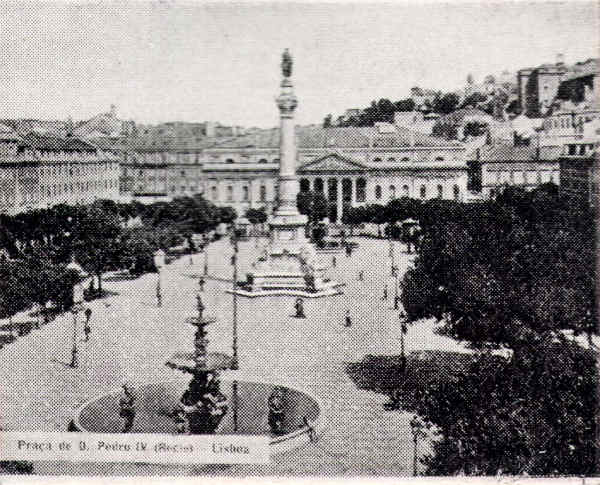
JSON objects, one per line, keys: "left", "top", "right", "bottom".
{"left": 323, "top": 114, "right": 333, "bottom": 128}
{"left": 0, "top": 260, "right": 30, "bottom": 334}
{"left": 245, "top": 207, "right": 268, "bottom": 234}
{"left": 460, "top": 92, "right": 487, "bottom": 109}
{"left": 341, "top": 205, "right": 366, "bottom": 236}
{"left": 365, "top": 204, "right": 387, "bottom": 237}
{"left": 394, "top": 98, "right": 416, "bottom": 112}
{"left": 72, "top": 205, "right": 123, "bottom": 295}
{"left": 432, "top": 92, "right": 460, "bottom": 115}
{"left": 297, "top": 191, "right": 328, "bottom": 225}
{"left": 217, "top": 206, "right": 237, "bottom": 225}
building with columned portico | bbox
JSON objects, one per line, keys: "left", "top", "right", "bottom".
{"left": 201, "top": 123, "right": 468, "bottom": 222}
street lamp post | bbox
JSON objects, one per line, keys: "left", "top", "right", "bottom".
{"left": 70, "top": 277, "right": 85, "bottom": 368}
{"left": 66, "top": 259, "right": 86, "bottom": 369}
{"left": 153, "top": 249, "right": 166, "bottom": 307}
{"left": 399, "top": 311, "right": 408, "bottom": 373}
{"left": 230, "top": 229, "right": 239, "bottom": 370}
{"left": 410, "top": 415, "right": 426, "bottom": 476}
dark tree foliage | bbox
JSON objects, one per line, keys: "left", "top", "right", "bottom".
{"left": 397, "top": 184, "right": 597, "bottom": 475}
{"left": 297, "top": 191, "right": 328, "bottom": 225}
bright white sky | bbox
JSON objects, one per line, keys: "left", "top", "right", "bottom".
{"left": 0, "top": 1, "right": 597, "bottom": 128}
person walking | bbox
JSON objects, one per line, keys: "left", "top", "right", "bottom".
{"left": 295, "top": 298, "right": 306, "bottom": 318}
{"left": 358, "top": 270, "right": 364, "bottom": 281}
{"left": 345, "top": 310, "right": 352, "bottom": 327}
{"left": 382, "top": 284, "right": 388, "bottom": 300}
{"left": 198, "top": 276, "right": 205, "bottom": 292}
{"left": 83, "top": 308, "right": 92, "bottom": 341}
{"left": 119, "top": 383, "right": 136, "bottom": 433}
{"left": 332, "top": 255, "right": 336, "bottom": 268}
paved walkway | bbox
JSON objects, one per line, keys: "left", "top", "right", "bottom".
{"left": 0, "top": 237, "right": 468, "bottom": 475}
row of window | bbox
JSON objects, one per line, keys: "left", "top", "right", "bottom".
{"left": 374, "top": 184, "right": 460, "bottom": 200}
{"left": 566, "top": 143, "right": 595, "bottom": 156}
{"left": 371, "top": 156, "right": 445, "bottom": 163}
{"left": 492, "top": 170, "right": 558, "bottom": 185}
{"left": 223, "top": 158, "right": 278, "bottom": 164}
{"left": 40, "top": 163, "right": 117, "bottom": 178}
{"left": 40, "top": 179, "right": 117, "bottom": 198}
{"left": 545, "top": 113, "right": 597, "bottom": 130}
{"left": 210, "top": 185, "right": 268, "bottom": 202}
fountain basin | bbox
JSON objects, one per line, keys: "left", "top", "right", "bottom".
{"left": 70, "top": 380, "right": 321, "bottom": 455}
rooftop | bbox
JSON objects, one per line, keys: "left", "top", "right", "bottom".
{"left": 478, "top": 143, "right": 562, "bottom": 162}
{"left": 209, "top": 125, "right": 462, "bottom": 150}
{"left": 21, "top": 132, "right": 96, "bottom": 151}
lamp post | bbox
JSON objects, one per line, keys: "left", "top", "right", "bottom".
{"left": 153, "top": 249, "right": 166, "bottom": 307}
{"left": 67, "top": 260, "right": 86, "bottom": 369}
{"left": 389, "top": 235, "right": 395, "bottom": 276}
{"left": 410, "top": 415, "right": 426, "bottom": 476}
{"left": 399, "top": 311, "right": 408, "bottom": 373}
{"left": 230, "top": 229, "right": 239, "bottom": 370}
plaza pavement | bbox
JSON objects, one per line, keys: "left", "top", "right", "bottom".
{"left": 0, "top": 237, "right": 469, "bottom": 476}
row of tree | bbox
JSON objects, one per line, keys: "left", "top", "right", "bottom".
{"left": 0, "top": 195, "right": 237, "bottom": 326}
{"left": 397, "top": 184, "right": 597, "bottom": 475}
{"left": 323, "top": 93, "right": 462, "bottom": 128}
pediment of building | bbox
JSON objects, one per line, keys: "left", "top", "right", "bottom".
{"left": 298, "top": 153, "right": 366, "bottom": 172}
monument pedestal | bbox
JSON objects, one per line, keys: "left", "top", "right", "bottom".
{"left": 232, "top": 212, "right": 343, "bottom": 297}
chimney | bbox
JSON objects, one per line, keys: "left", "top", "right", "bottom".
{"left": 556, "top": 53, "right": 565, "bottom": 66}
{"left": 110, "top": 104, "right": 117, "bottom": 117}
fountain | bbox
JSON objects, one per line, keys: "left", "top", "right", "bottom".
{"left": 70, "top": 290, "right": 321, "bottom": 454}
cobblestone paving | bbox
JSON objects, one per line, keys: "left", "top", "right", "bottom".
{"left": 1, "top": 237, "right": 468, "bottom": 475}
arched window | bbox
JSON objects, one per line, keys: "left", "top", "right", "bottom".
{"left": 373, "top": 157, "right": 382, "bottom": 163}
{"left": 389, "top": 185, "right": 396, "bottom": 199}
{"left": 242, "top": 186, "right": 249, "bottom": 201}
{"left": 258, "top": 158, "right": 268, "bottom": 164}
{"left": 356, "top": 178, "right": 366, "bottom": 202}
{"left": 225, "top": 158, "right": 235, "bottom": 164}
{"left": 402, "top": 185, "right": 409, "bottom": 197}
{"left": 300, "top": 179, "right": 310, "bottom": 192}
{"left": 401, "top": 157, "right": 409, "bottom": 162}
{"left": 435, "top": 156, "right": 444, "bottom": 161}
{"left": 260, "top": 185, "right": 267, "bottom": 202}
{"left": 273, "top": 158, "right": 280, "bottom": 164}
{"left": 227, "top": 185, "right": 233, "bottom": 201}
{"left": 453, "top": 184, "right": 460, "bottom": 200}
{"left": 437, "top": 184, "right": 443, "bottom": 198}
{"left": 375, "top": 185, "right": 382, "bottom": 200}
{"left": 388, "top": 157, "right": 396, "bottom": 163}
{"left": 420, "top": 185, "right": 426, "bottom": 199}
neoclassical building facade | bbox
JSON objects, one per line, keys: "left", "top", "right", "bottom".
{"left": 0, "top": 125, "right": 120, "bottom": 215}
{"left": 201, "top": 125, "right": 468, "bottom": 221}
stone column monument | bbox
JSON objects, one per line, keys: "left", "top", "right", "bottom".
{"left": 235, "top": 49, "right": 341, "bottom": 297}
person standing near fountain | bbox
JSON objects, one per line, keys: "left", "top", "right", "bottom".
{"left": 119, "top": 383, "right": 136, "bottom": 433}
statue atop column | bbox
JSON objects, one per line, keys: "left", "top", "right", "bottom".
{"left": 281, "top": 49, "right": 292, "bottom": 78}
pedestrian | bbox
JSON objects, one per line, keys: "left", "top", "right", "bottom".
{"left": 382, "top": 284, "right": 388, "bottom": 300}
{"left": 119, "top": 383, "right": 136, "bottom": 433}
{"left": 295, "top": 297, "right": 306, "bottom": 318}
{"left": 345, "top": 309, "right": 352, "bottom": 327}
{"left": 358, "top": 270, "right": 364, "bottom": 281}
{"left": 198, "top": 276, "right": 205, "bottom": 292}
{"left": 84, "top": 307, "right": 92, "bottom": 324}
{"left": 332, "top": 256, "right": 336, "bottom": 268}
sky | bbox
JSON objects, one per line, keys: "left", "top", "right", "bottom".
{"left": 0, "top": 1, "right": 598, "bottom": 128}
